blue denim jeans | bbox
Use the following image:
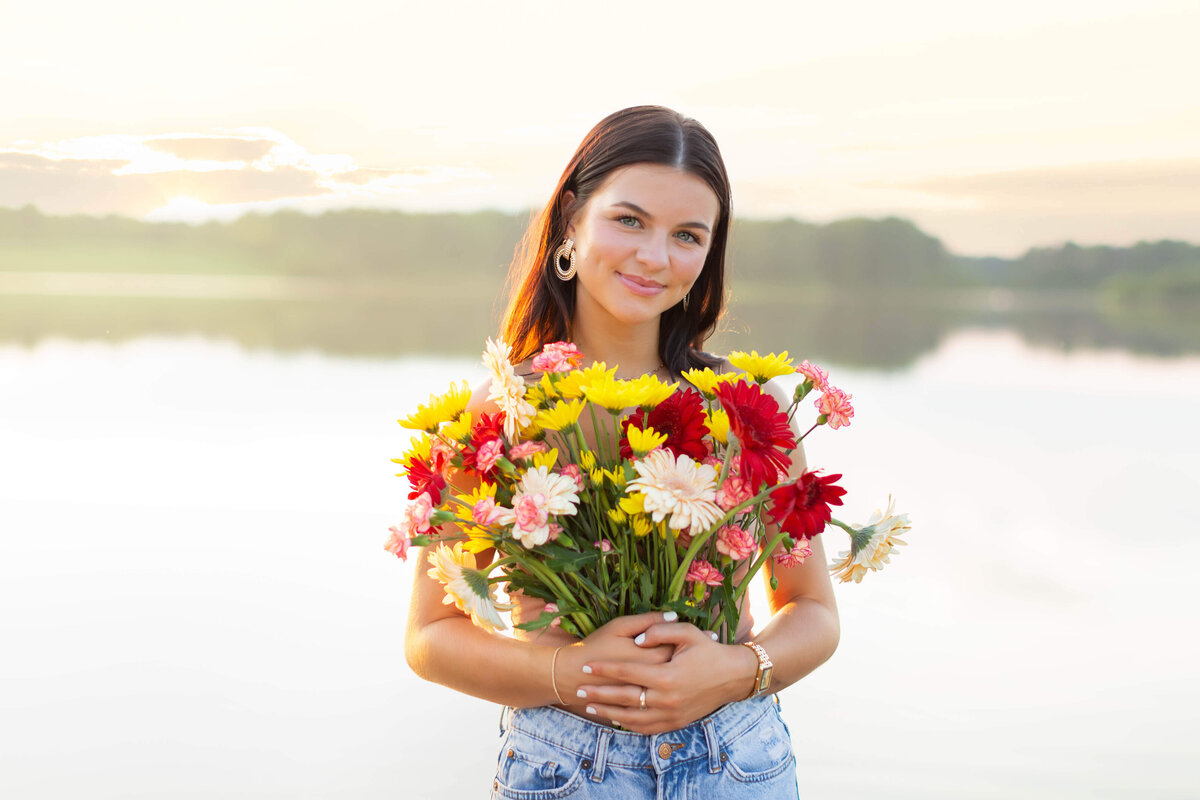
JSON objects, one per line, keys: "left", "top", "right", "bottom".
{"left": 491, "top": 694, "right": 799, "bottom": 799}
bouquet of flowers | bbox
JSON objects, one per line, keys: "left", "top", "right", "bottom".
{"left": 385, "top": 339, "right": 908, "bottom": 642}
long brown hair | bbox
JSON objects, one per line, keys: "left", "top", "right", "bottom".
{"left": 501, "top": 106, "right": 731, "bottom": 374}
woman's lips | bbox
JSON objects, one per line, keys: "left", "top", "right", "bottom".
{"left": 617, "top": 272, "right": 666, "bottom": 296}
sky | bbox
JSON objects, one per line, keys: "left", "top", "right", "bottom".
{"left": 1, "top": 0, "right": 1197, "bottom": 257}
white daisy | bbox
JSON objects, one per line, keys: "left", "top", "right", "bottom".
{"left": 627, "top": 449, "right": 722, "bottom": 532}
{"left": 493, "top": 466, "right": 580, "bottom": 548}
{"left": 426, "top": 542, "right": 511, "bottom": 631}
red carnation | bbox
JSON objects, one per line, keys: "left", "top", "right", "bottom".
{"left": 766, "top": 471, "right": 846, "bottom": 539}
{"left": 461, "top": 411, "right": 507, "bottom": 479}
{"left": 619, "top": 388, "right": 709, "bottom": 461}
{"left": 714, "top": 381, "right": 795, "bottom": 491}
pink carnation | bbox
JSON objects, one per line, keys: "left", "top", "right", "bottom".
{"left": 559, "top": 463, "right": 585, "bottom": 491}
{"left": 716, "top": 525, "right": 757, "bottom": 560}
{"left": 685, "top": 559, "right": 725, "bottom": 587}
{"left": 544, "top": 602, "right": 563, "bottom": 628}
{"left": 715, "top": 475, "right": 754, "bottom": 511}
{"left": 795, "top": 360, "right": 829, "bottom": 391}
{"left": 508, "top": 441, "right": 548, "bottom": 460}
{"left": 475, "top": 438, "right": 505, "bottom": 474}
{"left": 774, "top": 538, "right": 814, "bottom": 568}
{"left": 472, "top": 495, "right": 505, "bottom": 527}
{"left": 532, "top": 342, "right": 584, "bottom": 373}
{"left": 402, "top": 492, "right": 436, "bottom": 537}
{"left": 383, "top": 525, "right": 412, "bottom": 561}
{"left": 514, "top": 493, "right": 549, "bottom": 532}
{"left": 595, "top": 538, "right": 613, "bottom": 553}
{"left": 816, "top": 387, "right": 855, "bottom": 430}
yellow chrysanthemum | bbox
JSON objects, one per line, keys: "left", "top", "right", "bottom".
{"left": 579, "top": 450, "right": 597, "bottom": 471}
{"left": 532, "top": 448, "right": 559, "bottom": 470}
{"left": 607, "top": 508, "right": 627, "bottom": 524}
{"left": 556, "top": 363, "right": 615, "bottom": 400}
{"left": 729, "top": 350, "right": 794, "bottom": 383}
{"left": 589, "top": 467, "right": 605, "bottom": 485}
{"left": 602, "top": 467, "right": 627, "bottom": 489}
{"left": 705, "top": 409, "right": 730, "bottom": 445}
{"left": 582, "top": 374, "right": 642, "bottom": 413}
{"left": 619, "top": 493, "right": 647, "bottom": 515}
{"left": 539, "top": 373, "right": 559, "bottom": 402}
{"left": 631, "top": 516, "right": 653, "bottom": 537}
{"left": 536, "top": 399, "right": 585, "bottom": 431}
{"left": 682, "top": 367, "right": 742, "bottom": 399}
{"left": 459, "top": 481, "right": 497, "bottom": 506}
{"left": 398, "top": 379, "right": 472, "bottom": 432}
{"left": 630, "top": 375, "right": 678, "bottom": 408}
{"left": 524, "top": 383, "right": 549, "bottom": 407}
{"left": 626, "top": 425, "right": 668, "bottom": 457}
{"left": 392, "top": 433, "right": 433, "bottom": 467}
{"left": 441, "top": 412, "right": 474, "bottom": 443}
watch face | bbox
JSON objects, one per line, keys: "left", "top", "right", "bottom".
{"left": 757, "top": 666, "right": 773, "bottom": 693}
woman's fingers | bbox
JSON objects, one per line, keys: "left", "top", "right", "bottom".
{"left": 597, "top": 610, "right": 678, "bottom": 638}
{"left": 632, "top": 621, "right": 717, "bottom": 649}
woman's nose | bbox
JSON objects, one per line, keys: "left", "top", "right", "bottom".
{"left": 636, "top": 235, "right": 670, "bottom": 271}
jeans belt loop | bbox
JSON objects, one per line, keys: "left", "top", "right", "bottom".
{"left": 590, "top": 727, "right": 613, "bottom": 783}
{"left": 702, "top": 716, "right": 723, "bottom": 774}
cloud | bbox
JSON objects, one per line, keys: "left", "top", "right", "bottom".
{"left": 881, "top": 159, "right": 1200, "bottom": 214}
{"left": 145, "top": 137, "right": 276, "bottom": 163}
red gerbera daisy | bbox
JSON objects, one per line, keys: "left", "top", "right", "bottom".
{"left": 404, "top": 455, "right": 447, "bottom": 504}
{"left": 714, "top": 381, "right": 795, "bottom": 491}
{"left": 460, "top": 411, "right": 507, "bottom": 479}
{"left": 766, "top": 470, "right": 846, "bottom": 539}
{"left": 619, "top": 388, "right": 710, "bottom": 461}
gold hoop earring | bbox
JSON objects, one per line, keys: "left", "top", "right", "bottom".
{"left": 554, "top": 238, "right": 577, "bottom": 281}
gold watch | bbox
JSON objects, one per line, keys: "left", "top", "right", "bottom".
{"left": 742, "top": 641, "right": 774, "bottom": 698}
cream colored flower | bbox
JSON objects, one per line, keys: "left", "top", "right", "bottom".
{"left": 483, "top": 338, "right": 535, "bottom": 440}
{"left": 627, "top": 449, "right": 722, "bottom": 531}
{"left": 494, "top": 465, "right": 580, "bottom": 548}
{"left": 427, "top": 542, "right": 511, "bottom": 631}
{"left": 829, "top": 496, "right": 910, "bottom": 583}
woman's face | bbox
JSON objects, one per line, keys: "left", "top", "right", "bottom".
{"left": 564, "top": 163, "right": 721, "bottom": 329}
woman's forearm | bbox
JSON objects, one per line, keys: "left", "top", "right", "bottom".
{"left": 405, "top": 613, "right": 561, "bottom": 708}
{"left": 751, "top": 596, "right": 840, "bottom": 694}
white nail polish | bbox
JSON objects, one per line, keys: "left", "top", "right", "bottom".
{"left": 663, "top": 611, "right": 678, "bottom": 622}
{"left": 634, "top": 633, "right": 646, "bottom": 645}
{"left": 586, "top": 706, "right": 597, "bottom": 715}
{"left": 582, "top": 665, "right": 592, "bottom": 674}
{"left": 710, "top": 632, "right": 719, "bottom": 641}
{"left": 577, "top": 689, "right": 587, "bottom": 698}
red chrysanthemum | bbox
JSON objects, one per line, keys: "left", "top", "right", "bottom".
{"left": 766, "top": 470, "right": 846, "bottom": 539}
{"left": 460, "top": 411, "right": 507, "bottom": 479}
{"left": 619, "top": 388, "right": 710, "bottom": 461}
{"left": 714, "top": 381, "right": 795, "bottom": 491}
{"left": 404, "top": 455, "right": 447, "bottom": 504}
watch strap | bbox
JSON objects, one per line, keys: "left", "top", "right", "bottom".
{"left": 742, "top": 641, "right": 773, "bottom": 699}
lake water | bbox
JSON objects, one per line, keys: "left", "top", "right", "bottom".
{"left": 1, "top": 329, "right": 1198, "bottom": 799}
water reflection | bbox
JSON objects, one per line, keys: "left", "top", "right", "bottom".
{"left": 2, "top": 288, "right": 1198, "bottom": 367}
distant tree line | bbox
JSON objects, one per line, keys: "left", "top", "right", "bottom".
{"left": 2, "top": 204, "right": 1196, "bottom": 300}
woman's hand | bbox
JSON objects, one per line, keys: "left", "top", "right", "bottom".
{"left": 552, "top": 612, "right": 675, "bottom": 708}
{"left": 573, "top": 620, "right": 760, "bottom": 734}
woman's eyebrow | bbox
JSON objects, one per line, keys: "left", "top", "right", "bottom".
{"left": 612, "top": 201, "right": 711, "bottom": 232}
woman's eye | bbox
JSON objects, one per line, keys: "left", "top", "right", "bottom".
{"left": 617, "top": 216, "right": 640, "bottom": 228}
{"left": 677, "top": 231, "right": 701, "bottom": 245}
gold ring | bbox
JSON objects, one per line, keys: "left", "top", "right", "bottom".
{"left": 639, "top": 688, "right": 647, "bottom": 710}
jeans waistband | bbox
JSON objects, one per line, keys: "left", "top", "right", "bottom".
{"left": 500, "top": 694, "right": 780, "bottom": 777}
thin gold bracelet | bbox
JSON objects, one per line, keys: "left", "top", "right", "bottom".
{"left": 550, "top": 646, "right": 568, "bottom": 705}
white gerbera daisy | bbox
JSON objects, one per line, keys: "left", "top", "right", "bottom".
{"left": 829, "top": 496, "right": 910, "bottom": 583}
{"left": 493, "top": 466, "right": 580, "bottom": 548}
{"left": 426, "top": 542, "right": 511, "bottom": 631}
{"left": 518, "top": 466, "right": 580, "bottom": 516}
{"left": 627, "top": 449, "right": 722, "bottom": 532}
{"left": 482, "top": 337, "right": 535, "bottom": 440}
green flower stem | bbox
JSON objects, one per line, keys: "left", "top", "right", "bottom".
{"left": 731, "top": 528, "right": 793, "bottom": 604}
{"left": 665, "top": 477, "right": 799, "bottom": 600}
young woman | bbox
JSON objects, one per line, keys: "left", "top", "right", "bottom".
{"left": 405, "top": 105, "right": 840, "bottom": 799}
